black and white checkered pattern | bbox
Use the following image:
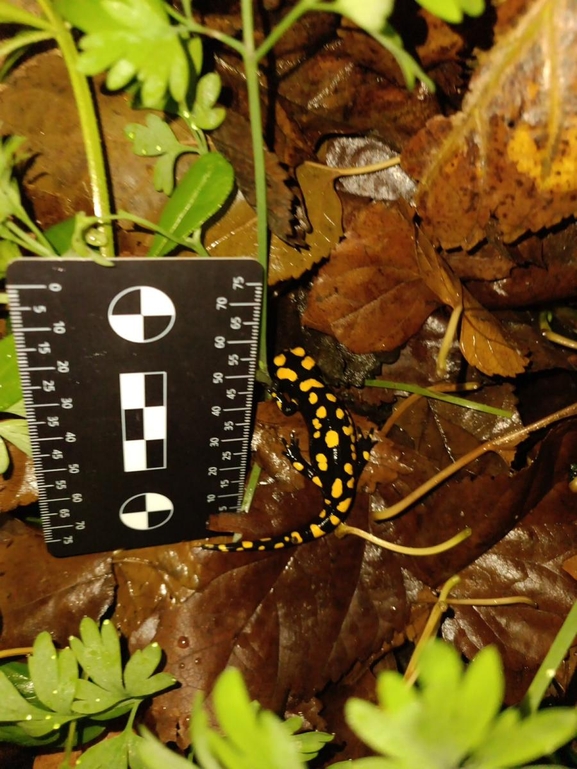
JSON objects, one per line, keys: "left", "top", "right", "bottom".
{"left": 120, "top": 371, "right": 167, "bottom": 472}
{"left": 119, "top": 492, "right": 173, "bottom": 530}
{"left": 108, "top": 286, "right": 176, "bottom": 343}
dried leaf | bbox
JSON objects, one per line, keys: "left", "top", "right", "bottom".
{"left": 403, "top": 0, "right": 577, "bottom": 249}
{"left": 303, "top": 202, "right": 440, "bottom": 352}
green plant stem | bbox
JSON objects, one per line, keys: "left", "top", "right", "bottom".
{"left": 254, "top": 0, "right": 313, "bottom": 61}
{"left": 240, "top": 0, "right": 269, "bottom": 376}
{"left": 521, "top": 600, "right": 577, "bottom": 715}
{"left": 365, "top": 378, "right": 514, "bottom": 418}
{"left": 36, "top": 0, "right": 114, "bottom": 260}
{"left": 4, "top": 221, "right": 54, "bottom": 256}
{"left": 166, "top": 7, "right": 246, "bottom": 56}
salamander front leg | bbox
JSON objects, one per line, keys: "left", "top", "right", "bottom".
{"left": 282, "top": 433, "right": 317, "bottom": 481}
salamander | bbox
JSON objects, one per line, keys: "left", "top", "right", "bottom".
{"left": 203, "top": 347, "right": 373, "bottom": 552}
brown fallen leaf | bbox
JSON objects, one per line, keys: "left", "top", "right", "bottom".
{"left": 402, "top": 0, "right": 577, "bottom": 249}
{"left": 415, "top": 230, "right": 528, "bottom": 377}
{"left": 207, "top": 161, "right": 344, "bottom": 284}
{"left": 302, "top": 202, "right": 440, "bottom": 352}
{"left": 0, "top": 444, "right": 37, "bottom": 512}
{"left": 441, "top": 421, "right": 577, "bottom": 702}
{"left": 0, "top": 518, "right": 114, "bottom": 648}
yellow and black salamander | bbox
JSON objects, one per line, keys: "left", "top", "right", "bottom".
{"left": 203, "top": 347, "right": 373, "bottom": 552}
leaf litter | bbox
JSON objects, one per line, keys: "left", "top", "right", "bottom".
{"left": 1, "top": 1, "right": 577, "bottom": 765}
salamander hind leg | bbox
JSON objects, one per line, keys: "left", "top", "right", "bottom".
{"left": 282, "top": 433, "right": 317, "bottom": 481}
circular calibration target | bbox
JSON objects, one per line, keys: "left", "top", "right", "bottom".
{"left": 119, "top": 492, "right": 174, "bottom": 530}
{"left": 108, "top": 286, "right": 176, "bottom": 343}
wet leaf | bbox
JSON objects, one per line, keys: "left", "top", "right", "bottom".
{"left": 415, "top": 231, "right": 528, "bottom": 377}
{"left": 0, "top": 519, "right": 115, "bottom": 648}
{"left": 403, "top": 0, "right": 577, "bottom": 249}
{"left": 302, "top": 202, "right": 440, "bottom": 352}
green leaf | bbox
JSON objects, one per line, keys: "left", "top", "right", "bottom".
{"left": 0, "top": 239, "right": 21, "bottom": 278}
{"left": 0, "top": 334, "right": 23, "bottom": 413}
{"left": 456, "top": 645, "right": 504, "bottom": 755}
{"left": 28, "top": 632, "right": 78, "bottom": 714}
{"left": 136, "top": 727, "right": 193, "bottom": 769}
{"left": 148, "top": 152, "right": 234, "bottom": 256}
{"left": 328, "top": 0, "right": 394, "bottom": 31}
{"left": 44, "top": 217, "right": 76, "bottom": 255}
{"left": 125, "top": 114, "right": 192, "bottom": 195}
{"left": 0, "top": 418, "right": 31, "bottom": 456}
{"left": 376, "top": 671, "right": 418, "bottom": 713}
{"left": 69, "top": 618, "right": 124, "bottom": 694}
{"left": 72, "top": 678, "right": 134, "bottom": 716}
{"left": 0, "top": 437, "right": 9, "bottom": 473}
{"left": 56, "top": 0, "right": 190, "bottom": 107}
{"left": 123, "top": 642, "right": 176, "bottom": 698}
{"left": 0, "top": 2, "right": 51, "bottom": 29}
{"left": 471, "top": 708, "right": 577, "bottom": 769}
{"left": 73, "top": 729, "right": 131, "bottom": 769}
{"left": 416, "top": 0, "right": 485, "bottom": 23}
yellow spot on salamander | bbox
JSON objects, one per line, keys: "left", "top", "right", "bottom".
{"left": 291, "top": 531, "right": 304, "bottom": 544}
{"left": 336, "top": 408, "right": 345, "bottom": 419}
{"left": 326, "top": 393, "right": 337, "bottom": 402}
{"left": 273, "top": 353, "right": 287, "bottom": 366}
{"left": 308, "top": 392, "right": 319, "bottom": 405}
{"left": 302, "top": 356, "right": 316, "bottom": 370}
{"left": 277, "top": 366, "right": 298, "bottom": 382}
{"left": 312, "top": 476, "right": 323, "bottom": 487}
{"left": 291, "top": 346, "right": 306, "bottom": 356}
{"left": 319, "top": 509, "right": 327, "bottom": 518}
{"left": 347, "top": 477, "right": 355, "bottom": 488}
{"left": 325, "top": 430, "right": 339, "bottom": 448}
{"left": 343, "top": 425, "right": 353, "bottom": 436}
{"left": 293, "top": 461, "right": 305, "bottom": 472}
{"left": 329, "top": 514, "right": 341, "bottom": 526}
{"left": 316, "top": 405, "right": 327, "bottom": 419}
{"left": 242, "top": 541, "right": 255, "bottom": 549}
{"left": 312, "top": 418, "right": 322, "bottom": 429}
{"left": 344, "top": 462, "right": 354, "bottom": 475}
{"left": 300, "top": 378, "right": 324, "bottom": 392}
{"left": 331, "top": 478, "right": 343, "bottom": 499}
{"left": 309, "top": 523, "right": 325, "bottom": 539}
{"left": 274, "top": 542, "right": 286, "bottom": 549}
{"left": 316, "top": 453, "right": 328, "bottom": 472}
{"left": 337, "top": 498, "right": 352, "bottom": 513}
{"left": 363, "top": 450, "right": 371, "bottom": 461}
{"left": 313, "top": 430, "right": 321, "bottom": 438}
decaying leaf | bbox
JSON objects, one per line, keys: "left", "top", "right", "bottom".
{"left": 303, "top": 202, "right": 440, "bottom": 352}
{"left": 441, "top": 422, "right": 577, "bottom": 702}
{"left": 206, "top": 161, "right": 344, "bottom": 284}
{"left": 415, "top": 230, "right": 528, "bottom": 377}
{"left": 402, "top": 0, "right": 577, "bottom": 249}
{"left": 0, "top": 519, "right": 115, "bottom": 648}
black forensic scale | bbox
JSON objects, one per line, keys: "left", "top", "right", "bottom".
{"left": 7, "top": 257, "right": 263, "bottom": 556}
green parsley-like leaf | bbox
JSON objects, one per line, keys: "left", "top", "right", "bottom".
{"left": 137, "top": 727, "right": 193, "bottom": 769}
{"left": 69, "top": 618, "right": 124, "bottom": 694}
{"left": 55, "top": 0, "right": 190, "bottom": 107}
{"left": 148, "top": 151, "right": 234, "bottom": 256}
{"left": 0, "top": 239, "right": 20, "bottom": 278}
{"left": 73, "top": 728, "right": 132, "bottom": 769}
{"left": 125, "top": 114, "right": 192, "bottom": 195}
{"left": 28, "top": 631, "right": 78, "bottom": 714}
{"left": 0, "top": 417, "right": 31, "bottom": 457}
{"left": 0, "top": 334, "right": 23, "bottom": 413}
{"left": 328, "top": 0, "right": 394, "bottom": 31}
{"left": 123, "top": 642, "right": 176, "bottom": 698}
{"left": 416, "top": 0, "right": 485, "bottom": 24}
{"left": 0, "top": 2, "right": 50, "bottom": 29}
{"left": 188, "top": 72, "right": 226, "bottom": 131}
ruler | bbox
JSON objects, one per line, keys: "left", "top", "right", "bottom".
{"left": 7, "top": 257, "right": 263, "bottom": 557}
